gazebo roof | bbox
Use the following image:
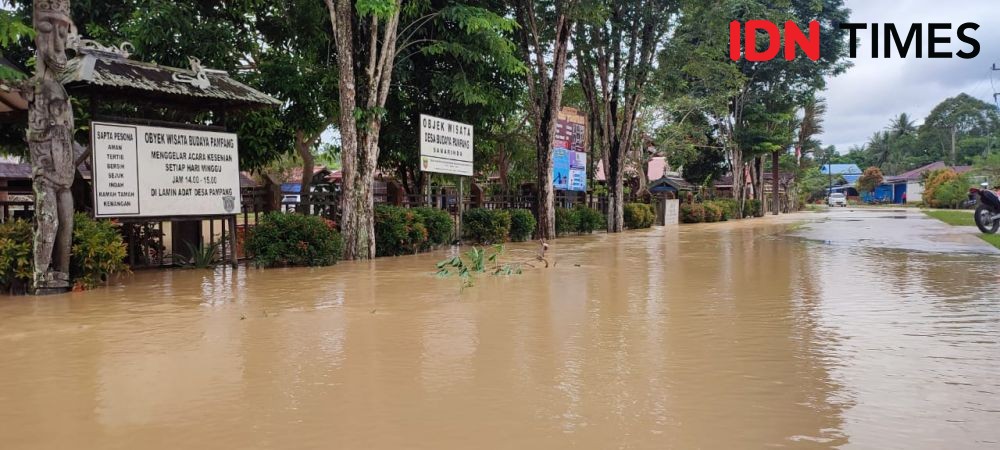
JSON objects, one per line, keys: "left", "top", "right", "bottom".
{"left": 649, "top": 176, "right": 693, "bottom": 192}
{"left": 59, "top": 48, "right": 281, "bottom": 110}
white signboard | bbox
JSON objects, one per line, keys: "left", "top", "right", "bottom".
{"left": 91, "top": 122, "right": 242, "bottom": 218}
{"left": 419, "top": 114, "right": 474, "bottom": 176}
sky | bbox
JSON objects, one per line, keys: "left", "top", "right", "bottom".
{"left": 820, "top": 0, "right": 1000, "bottom": 152}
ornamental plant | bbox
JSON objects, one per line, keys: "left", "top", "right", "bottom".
{"left": 246, "top": 212, "right": 343, "bottom": 267}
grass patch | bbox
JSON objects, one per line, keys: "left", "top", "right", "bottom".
{"left": 924, "top": 209, "right": 974, "bottom": 227}
{"left": 923, "top": 210, "right": 1000, "bottom": 250}
{"left": 979, "top": 234, "right": 1000, "bottom": 250}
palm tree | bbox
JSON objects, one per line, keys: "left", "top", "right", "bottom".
{"left": 888, "top": 112, "right": 917, "bottom": 138}
{"left": 869, "top": 130, "right": 893, "bottom": 169}
{"left": 795, "top": 97, "right": 827, "bottom": 166}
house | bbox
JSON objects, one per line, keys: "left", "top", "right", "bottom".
{"left": 883, "top": 161, "right": 973, "bottom": 204}
{"left": 820, "top": 164, "right": 863, "bottom": 184}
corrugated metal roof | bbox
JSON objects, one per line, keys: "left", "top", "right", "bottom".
{"left": 820, "top": 164, "right": 862, "bottom": 175}
{"left": 59, "top": 49, "right": 281, "bottom": 109}
{"left": 888, "top": 161, "right": 974, "bottom": 182}
{"left": 0, "top": 161, "right": 30, "bottom": 180}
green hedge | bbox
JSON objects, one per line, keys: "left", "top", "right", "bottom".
{"left": 0, "top": 214, "right": 128, "bottom": 293}
{"left": 712, "top": 199, "right": 739, "bottom": 220}
{"left": 703, "top": 202, "right": 723, "bottom": 223}
{"left": 680, "top": 203, "right": 706, "bottom": 223}
{"left": 574, "top": 205, "right": 605, "bottom": 233}
{"left": 463, "top": 208, "right": 511, "bottom": 244}
{"left": 374, "top": 205, "right": 429, "bottom": 256}
{"left": 247, "top": 212, "right": 343, "bottom": 267}
{"left": 412, "top": 207, "right": 453, "bottom": 247}
{"left": 743, "top": 199, "right": 762, "bottom": 218}
{"left": 555, "top": 207, "right": 580, "bottom": 236}
{"left": 624, "top": 203, "right": 655, "bottom": 229}
{"left": 508, "top": 209, "right": 536, "bottom": 242}
{"left": 555, "top": 206, "right": 605, "bottom": 236}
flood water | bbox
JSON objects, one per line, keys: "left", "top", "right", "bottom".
{"left": 2, "top": 209, "right": 999, "bottom": 449}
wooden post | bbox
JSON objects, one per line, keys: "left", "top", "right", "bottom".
{"left": 456, "top": 176, "right": 464, "bottom": 242}
{"left": 229, "top": 215, "right": 238, "bottom": 268}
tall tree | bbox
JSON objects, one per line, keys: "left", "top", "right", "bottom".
{"left": 795, "top": 96, "right": 826, "bottom": 166}
{"left": 919, "top": 93, "right": 1000, "bottom": 165}
{"left": 514, "top": 0, "right": 575, "bottom": 239}
{"left": 889, "top": 112, "right": 917, "bottom": 138}
{"left": 250, "top": 0, "right": 340, "bottom": 214}
{"left": 325, "top": 0, "right": 522, "bottom": 258}
{"left": 575, "top": 0, "right": 676, "bottom": 232}
{"left": 324, "top": 0, "right": 400, "bottom": 259}
{"left": 376, "top": 0, "right": 524, "bottom": 195}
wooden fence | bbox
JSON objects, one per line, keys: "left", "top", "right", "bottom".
{"left": 0, "top": 183, "right": 636, "bottom": 269}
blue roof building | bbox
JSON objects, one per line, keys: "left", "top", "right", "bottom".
{"left": 820, "top": 164, "right": 862, "bottom": 184}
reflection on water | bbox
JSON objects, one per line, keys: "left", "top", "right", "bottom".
{"left": 1, "top": 210, "right": 998, "bottom": 449}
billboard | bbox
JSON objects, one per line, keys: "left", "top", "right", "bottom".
{"left": 419, "top": 114, "right": 474, "bottom": 176}
{"left": 553, "top": 115, "right": 587, "bottom": 192}
{"left": 91, "top": 122, "right": 242, "bottom": 218}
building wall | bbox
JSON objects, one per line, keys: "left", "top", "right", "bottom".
{"left": 907, "top": 182, "right": 923, "bottom": 204}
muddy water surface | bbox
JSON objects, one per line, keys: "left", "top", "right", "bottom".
{"left": 2, "top": 209, "right": 999, "bottom": 449}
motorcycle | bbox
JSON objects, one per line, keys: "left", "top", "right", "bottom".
{"left": 969, "top": 182, "right": 1000, "bottom": 234}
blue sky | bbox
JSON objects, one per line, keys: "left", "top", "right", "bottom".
{"left": 820, "top": 0, "right": 1000, "bottom": 151}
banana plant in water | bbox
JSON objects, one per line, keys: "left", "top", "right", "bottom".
{"left": 436, "top": 244, "right": 533, "bottom": 289}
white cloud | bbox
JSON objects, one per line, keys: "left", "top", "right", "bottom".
{"left": 820, "top": 0, "right": 1000, "bottom": 152}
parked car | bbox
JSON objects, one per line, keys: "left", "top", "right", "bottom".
{"left": 827, "top": 193, "right": 848, "bottom": 207}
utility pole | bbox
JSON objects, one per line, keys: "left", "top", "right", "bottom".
{"left": 951, "top": 125, "right": 957, "bottom": 166}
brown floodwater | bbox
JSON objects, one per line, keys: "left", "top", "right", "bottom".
{"left": 2, "top": 209, "right": 999, "bottom": 449}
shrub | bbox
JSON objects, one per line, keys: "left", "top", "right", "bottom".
{"left": 463, "top": 208, "right": 511, "bottom": 244}
{"left": 0, "top": 220, "right": 34, "bottom": 294}
{"left": 508, "top": 209, "right": 536, "bottom": 242}
{"left": 680, "top": 203, "right": 705, "bottom": 223}
{"left": 703, "top": 202, "right": 723, "bottom": 223}
{"left": 71, "top": 214, "right": 129, "bottom": 289}
{"left": 0, "top": 215, "right": 129, "bottom": 293}
{"left": 923, "top": 169, "right": 961, "bottom": 208}
{"left": 555, "top": 207, "right": 579, "bottom": 236}
{"left": 933, "top": 179, "right": 969, "bottom": 209}
{"left": 743, "top": 199, "right": 762, "bottom": 218}
{"left": 247, "top": 212, "right": 343, "bottom": 267}
{"left": 713, "top": 199, "right": 739, "bottom": 220}
{"left": 375, "top": 205, "right": 428, "bottom": 256}
{"left": 574, "top": 205, "right": 605, "bottom": 234}
{"left": 412, "top": 207, "right": 453, "bottom": 247}
{"left": 624, "top": 203, "right": 655, "bottom": 229}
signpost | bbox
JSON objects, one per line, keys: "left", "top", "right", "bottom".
{"left": 419, "top": 114, "right": 474, "bottom": 239}
{"left": 91, "top": 121, "right": 242, "bottom": 266}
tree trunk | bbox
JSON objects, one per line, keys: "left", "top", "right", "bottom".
{"left": 295, "top": 131, "right": 314, "bottom": 215}
{"left": 731, "top": 145, "right": 745, "bottom": 218}
{"left": 327, "top": 0, "right": 361, "bottom": 258}
{"left": 325, "top": 0, "right": 399, "bottom": 260}
{"left": 606, "top": 139, "right": 624, "bottom": 232}
{"left": 754, "top": 156, "right": 764, "bottom": 216}
{"left": 534, "top": 16, "right": 572, "bottom": 240}
{"left": 771, "top": 150, "right": 780, "bottom": 215}
{"left": 342, "top": 134, "right": 377, "bottom": 259}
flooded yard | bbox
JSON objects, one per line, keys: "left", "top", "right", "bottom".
{"left": 1, "top": 209, "right": 998, "bottom": 449}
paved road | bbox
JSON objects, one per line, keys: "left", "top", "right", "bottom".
{"left": 794, "top": 207, "right": 1000, "bottom": 254}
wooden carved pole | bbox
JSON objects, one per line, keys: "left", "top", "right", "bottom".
{"left": 28, "top": 0, "right": 75, "bottom": 294}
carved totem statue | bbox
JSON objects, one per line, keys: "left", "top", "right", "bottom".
{"left": 28, "top": 0, "right": 75, "bottom": 292}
